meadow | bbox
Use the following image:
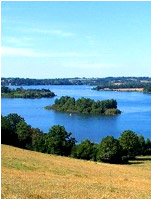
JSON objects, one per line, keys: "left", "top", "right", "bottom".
{"left": 1, "top": 144, "right": 151, "bottom": 199}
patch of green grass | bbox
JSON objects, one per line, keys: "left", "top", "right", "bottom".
{"left": 2, "top": 157, "right": 38, "bottom": 171}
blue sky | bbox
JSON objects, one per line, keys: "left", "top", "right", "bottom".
{"left": 1, "top": 1, "right": 151, "bottom": 78}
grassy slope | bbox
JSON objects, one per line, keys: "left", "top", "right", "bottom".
{"left": 1, "top": 145, "right": 151, "bottom": 199}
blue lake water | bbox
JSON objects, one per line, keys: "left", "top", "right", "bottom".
{"left": 1, "top": 85, "right": 151, "bottom": 143}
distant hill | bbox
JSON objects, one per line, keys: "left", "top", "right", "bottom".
{"left": 2, "top": 144, "right": 151, "bottom": 199}
{"left": 1, "top": 76, "right": 151, "bottom": 86}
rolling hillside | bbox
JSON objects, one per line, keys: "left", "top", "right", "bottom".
{"left": 1, "top": 145, "right": 151, "bottom": 199}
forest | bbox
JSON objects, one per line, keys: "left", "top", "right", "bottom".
{"left": 1, "top": 113, "right": 151, "bottom": 164}
{"left": 1, "top": 86, "right": 56, "bottom": 98}
{"left": 45, "top": 96, "right": 121, "bottom": 115}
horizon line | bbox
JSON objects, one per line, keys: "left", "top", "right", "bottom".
{"left": 2, "top": 76, "right": 151, "bottom": 80}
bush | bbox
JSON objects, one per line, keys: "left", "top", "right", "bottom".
{"left": 104, "top": 108, "right": 121, "bottom": 115}
{"left": 97, "top": 136, "right": 123, "bottom": 163}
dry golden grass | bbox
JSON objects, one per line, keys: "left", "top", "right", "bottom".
{"left": 1, "top": 145, "right": 151, "bottom": 199}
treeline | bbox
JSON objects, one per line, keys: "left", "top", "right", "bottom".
{"left": 45, "top": 96, "right": 121, "bottom": 115}
{"left": 94, "top": 82, "right": 145, "bottom": 90}
{"left": 1, "top": 86, "right": 56, "bottom": 98}
{"left": 2, "top": 77, "right": 151, "bottom": 86}
{"left": 2, "top": 113, "right": 151, "bottom": 164}
{"left": 1, "top": 78, "right": 73, "bottom": 86}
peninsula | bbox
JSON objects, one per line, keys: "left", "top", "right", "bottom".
{"left": 93, "top": 82, "right": 151, "bottom": 93}
{"left": 1, "top": 86, "right": 56, "bottom": 98}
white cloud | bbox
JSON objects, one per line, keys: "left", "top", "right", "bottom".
{"left": 30, "top": 28, "right": 74, "bottom": 37}
{"left": 1, "top": 46, "right": 96, "bottom": 58}
{"left": 1, "top": 46, "right": 40, "bottom": 57}
{"left": 2, "top": 37, "right": 32, "bottom": 47}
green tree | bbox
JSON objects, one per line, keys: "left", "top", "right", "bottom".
{"left": 71, "top": 139, "right": 98, "bottom": 161}
{"left": 16, "top": 121, "right": 32, "bottom": 149}
{"left": 45, "top": 125, "right": 76, "bottom": 156}
{"left": 6, "top": 113, "right": 24, "bottom": 146}
{"left": 32, "top": 134, "right": 48, "bottom": 153}
{"left": 30, "top": 128, "right": 44, "bottom": 151}
{"left": 97, "top": 136, "right": 123, "bottom": 163}
{"left": 119, "top": 130, "right": 140, "bottom": 159}
{"left": 138, "top": 135, "right": 146, "bottom": 155}
{"left": 1, "top": 86, "right": 11, "bottom": 93}
{"left": 1, "top": 116, "right": 11, "bottom": 144}
{"left": 145, "top": 138, "right": 151, "bottom": 155}
{"left": 6, "top": 113, "right": 24, "bottom": 132}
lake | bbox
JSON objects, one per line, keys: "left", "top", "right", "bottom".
{"left": 1, "top": 85, "right": 151, "bottom": 143}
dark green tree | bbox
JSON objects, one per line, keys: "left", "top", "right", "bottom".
{"left": 45, "top": 125, "right": 76, "bottom": 156}
{"left": 145, "top": 138, "right": 151, "bottom": 155}
{"left": 1, "top": 86, "right": 11, "bottom": 93}
{"left": 16, "top": 121, "right": 32, "bottom": 149}
{"left": 1, "top": 114, "right": 24, "bottom": 146}
{"left": 97, "top": 136, "right": 123, "bottom": 163}
{"left": 30, "top": 128, "right": 44, "bottom": 151}
{"left": 6, "top": 113, "right": 25, "bottom": 146}
{"left": 71, "top": 139, "right": 98, "bottom": 161}
{"left": 138, "top": 135, "right": 146, "bottom": 155}
{"left": 119, "top": 130, "right": 140, "bottom": 159}
{"left": 1, "top": 115, "right": 11, "bottom": 144}
{"left": 6, "top": 113, "right": 24, "bottom": 132}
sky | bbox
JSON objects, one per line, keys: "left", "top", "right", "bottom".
{"left": 1, "top": 1, "right": 151, "bottom": 78}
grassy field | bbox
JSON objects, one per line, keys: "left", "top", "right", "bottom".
{"left": 1, "top": 145, "right": 151, "bottom": 199}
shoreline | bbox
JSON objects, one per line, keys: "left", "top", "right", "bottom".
{"left": 99, "top": 88, "right": 144, "bottom": 92}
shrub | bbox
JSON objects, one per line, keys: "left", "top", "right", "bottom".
{"left": 104, "top": 108, "right": 121, "bottom": 115}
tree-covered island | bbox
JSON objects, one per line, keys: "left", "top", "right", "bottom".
{"left": 45, "top": 96, "right": 121, "bottom": 115}
{"left": 1, "top": 86, "right": 56, "bottom": 98}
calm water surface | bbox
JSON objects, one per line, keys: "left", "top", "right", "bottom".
{"left": 1, "top": 85, "right": 151, "bottom": 142}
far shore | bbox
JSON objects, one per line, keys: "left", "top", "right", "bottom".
{"left": 100, "top": 88, "right": 144, "bottom": 92}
